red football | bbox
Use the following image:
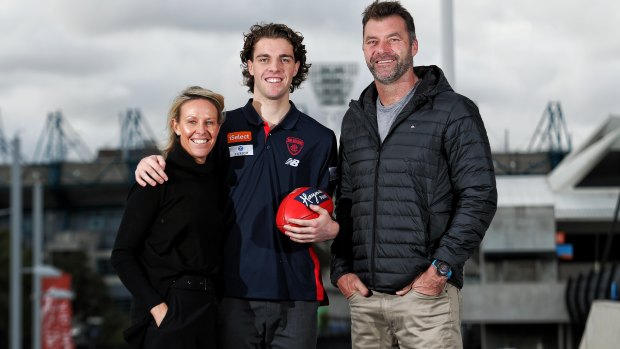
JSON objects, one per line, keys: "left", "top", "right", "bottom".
{"left": 276, "top": 187, "right": 334, "bottom": 233}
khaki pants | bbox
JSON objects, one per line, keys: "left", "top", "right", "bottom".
{"left": 348, "top": 283, "right": 462, "bottom": 349}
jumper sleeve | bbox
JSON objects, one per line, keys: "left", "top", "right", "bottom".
{"left": 110, "top": 183, "right": 163, "bottom": 312}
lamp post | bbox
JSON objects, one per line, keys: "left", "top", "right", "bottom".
{"left": 441, "top": 0, "right": 455, "bottom": 88}
{"left": 32, "top": 174, "right": 44, "bottom": 349}
{"left": 10, "top": 136, "right": 22, "bottom": 349}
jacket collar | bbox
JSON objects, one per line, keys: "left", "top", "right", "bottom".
{"left": 356, "top": 65, "right": 453, "bottom": 113}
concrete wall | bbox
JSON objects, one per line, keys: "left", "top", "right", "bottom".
{"left": 462, "top": 282, "right": 569, "bottom": 323}
{"left": 484, "top": 206, "right": 556, "bottom": 253}
{"left": 579, "top": 300, "right": 620, "bottom": 349}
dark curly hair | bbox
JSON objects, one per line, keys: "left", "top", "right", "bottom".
{"left": 240, "top": 23, "right": 311, "bottom": 94}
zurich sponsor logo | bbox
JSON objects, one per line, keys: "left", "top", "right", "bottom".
{"left": 229, "top": 144, "right": 254, "bottom": 157}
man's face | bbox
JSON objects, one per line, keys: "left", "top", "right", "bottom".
{"left": 248, "top": 38, "right": 300, "bottom": 102}
{"left": 363, "top": 15, "right": 418, "bottom": 85}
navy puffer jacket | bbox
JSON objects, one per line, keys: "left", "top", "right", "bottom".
{"left": 331, "top": 65, "right": 497, "bottom": 292}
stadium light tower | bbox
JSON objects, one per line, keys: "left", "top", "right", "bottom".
{"left": 119, "top": 108, "right": 158, "bottom": 161}
{"left": 527, "top": 101, "right": 573, "bottom": 167}
{"left": 0, "top": 109, "right": 16, "bottom": 164}
{"left": 33, "top": 111, "right": 93, "bottom": 164}
{"left": 310, "top": 63, "right": 359, "bottom": 139}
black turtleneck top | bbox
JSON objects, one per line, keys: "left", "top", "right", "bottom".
{"left": 111, "top": 141, "right": 224, "bottom": 321}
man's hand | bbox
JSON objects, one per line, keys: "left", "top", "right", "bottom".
{"left": 396, "top": 264, "right": 447, "bottom": 296}
{"left": 336, "top": 273, "right": 370, "bottom": 299}
{"left": 283, "top": 205, "right": 339, "bottom": 243}
{"left": 135, "top": 155, "right": 168, "bottom": 187}
{"left": 150, "top": 302, "right": 168, "bottom": 327}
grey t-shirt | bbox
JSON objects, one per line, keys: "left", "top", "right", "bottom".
{"left": 376, "top": 83, "right": 418, "bottom": 142}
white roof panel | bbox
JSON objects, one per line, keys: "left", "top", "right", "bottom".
{"left": 496, "top": 176, "right": 554, "bottom": 207}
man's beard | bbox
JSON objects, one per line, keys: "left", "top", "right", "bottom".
{"left": 367, "top": 52, "right": 413, "bottom": 85}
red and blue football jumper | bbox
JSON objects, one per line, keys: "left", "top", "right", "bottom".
{"left": 216, "top": 99, "right": 337, "bottom": 302}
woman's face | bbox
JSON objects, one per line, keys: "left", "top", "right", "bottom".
{"left": 172, "top": 99, "right": 221, "bottom": 164}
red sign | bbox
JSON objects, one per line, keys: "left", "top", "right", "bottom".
{"left": 42, "top": 273, "right": 75, "bottom": 349}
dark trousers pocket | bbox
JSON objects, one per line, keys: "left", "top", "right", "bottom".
{"left": 143, "top": 288, "right": 217, "bottom": 349}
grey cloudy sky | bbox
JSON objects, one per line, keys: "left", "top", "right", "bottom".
{"left": 1, "top": 0, "right": 619, "bottom": 161}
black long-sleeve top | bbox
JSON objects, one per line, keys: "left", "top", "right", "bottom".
{"left": 111, "top": 141, "right": 224, "bottom": 322}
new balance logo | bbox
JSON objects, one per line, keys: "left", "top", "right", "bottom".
{"left": 285, "top": 158, "right": 300, "bottom": 167}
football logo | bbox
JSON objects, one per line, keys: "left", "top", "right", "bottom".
{"left": 294, "top": 188, "right": 331, "bottom": 207}
{"left": 286, "top": 137, "right": 304, "bottom": 156}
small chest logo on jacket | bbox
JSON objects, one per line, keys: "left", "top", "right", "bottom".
{"left": 286, "top": 137, "right": 304, "bottom": 156}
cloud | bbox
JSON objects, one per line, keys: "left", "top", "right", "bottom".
{"left": 456, "top": 0, "right": 620, "bottom": 151}
{"left": 1, "top": 0, "right": 619, "bottom": 161}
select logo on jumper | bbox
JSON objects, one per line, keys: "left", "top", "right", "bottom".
{"left": 229, "top": 144, "right": 254, "bottom": 157}
{"left": 228, "top": 131, "right": 252, "bottom": 144}
{"left": 286, "top": 137, "right": 304, "bottom": 156}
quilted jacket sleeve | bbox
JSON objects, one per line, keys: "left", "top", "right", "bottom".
{"left": 431, "top": 97, "right": 498, "bottom": 268}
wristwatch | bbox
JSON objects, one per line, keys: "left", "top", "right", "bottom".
{"left": 432, "top": 259, "right": 452, "bottom": 279}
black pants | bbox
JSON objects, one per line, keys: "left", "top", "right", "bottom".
{"left": 217, "top": 297, "right": 318, "bottom": 349}
{"left": 142, "top": 287, "right": 217, "bottom": 349}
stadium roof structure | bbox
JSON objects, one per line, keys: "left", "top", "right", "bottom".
{"left": 497, "top": 115, "right": 620, "bottom": 222}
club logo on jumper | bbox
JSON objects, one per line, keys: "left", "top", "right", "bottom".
{"left": 227, "top": 131, "right": 252, "bottom": 144}
{"left": 229, "top": 144, "right": 254, "bottom": 157}
{"left": 285, "top": 158, "right": 300, "bottom": 167}
{"left": 295, "top": 188, "right": 329, "bottom": 207}
{"left": 286, "top": 137, "right": 304, "bottom": 156}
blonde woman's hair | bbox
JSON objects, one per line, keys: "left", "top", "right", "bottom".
{"left": 163, "top": 86, "right": 225, "bottom": 157}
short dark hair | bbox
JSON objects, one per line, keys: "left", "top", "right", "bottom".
{"left": 240, "top": 23, "right": 311, "bottom": 94}
{"left": 362, "top": 0, "right": 416, "bottom": 42}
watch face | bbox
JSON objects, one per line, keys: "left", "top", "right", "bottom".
{"left": 434, "top": 260, "right": 451, "bottom": 277}
{"left": 437, "top": 262, "right": 450, "bottom": 275}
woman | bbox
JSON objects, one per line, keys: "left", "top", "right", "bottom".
{"left": 111, "top": 86, "right": 225, "bottom": 348}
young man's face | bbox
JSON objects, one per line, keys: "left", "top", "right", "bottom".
{"left": 248, "top": 38, "right": 300, "bottom": 102}
{"left": 363, "top": 15, "right": 418, "bottom": 85}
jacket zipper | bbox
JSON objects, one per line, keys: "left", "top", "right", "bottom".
{"left": 368, "top": 106, "right": 410, "bottom": 290}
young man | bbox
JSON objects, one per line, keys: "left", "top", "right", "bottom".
{"left": 135, "top": 23, "right": 338, "bottom": 349}
{"left": 330, "top": 1, "right": 497, "bottom": 348}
